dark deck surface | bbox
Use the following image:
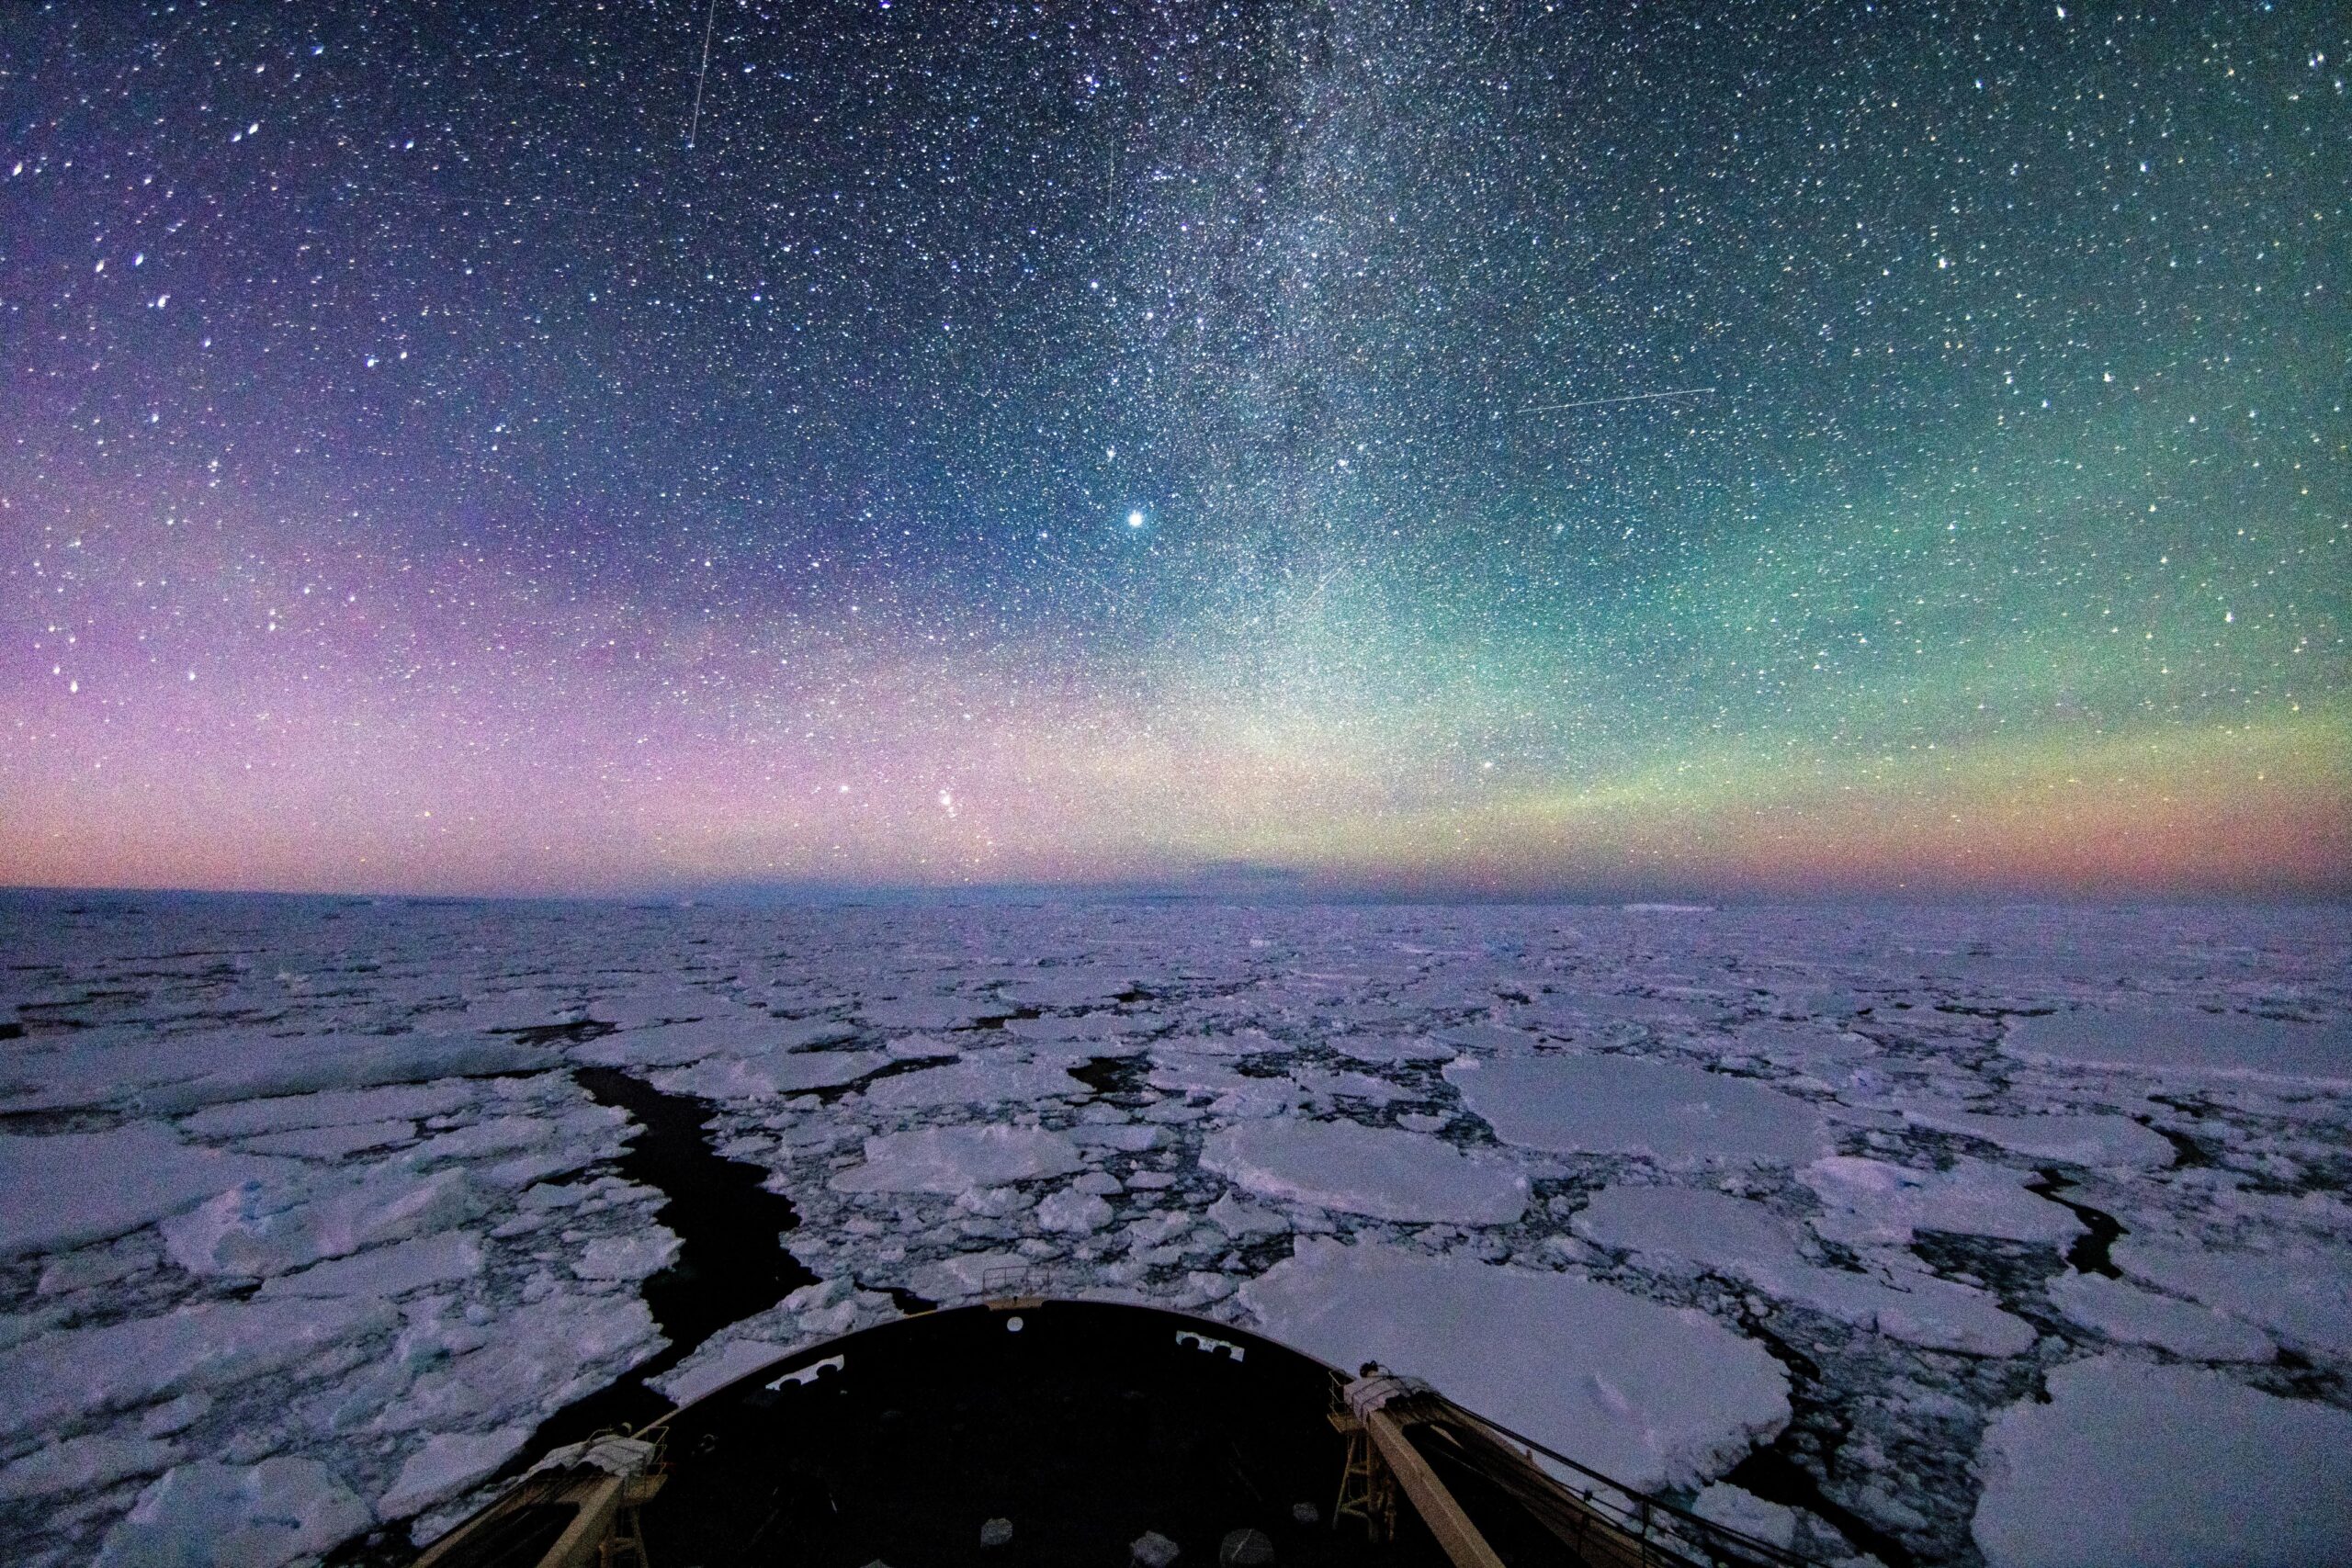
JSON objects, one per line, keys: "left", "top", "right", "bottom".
{"left": 639, "top": 1300, "right": 1470, "bottom": 1568}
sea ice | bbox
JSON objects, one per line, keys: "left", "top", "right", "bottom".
{"left": 2, "top": 894, "right": 2344, "bottom": 1566}
{"left": 1690, "top": 1482, "right": 1798, "bottom": 1550}
{"left": 257, "top": 1230, "right": 485, "bottom": 1299}
{"left": 572, "top": 1230, "right": 682, "bottom": 1282}
{"left": 2111, "top": 1236, "right": 2352, "bottom": 1356}
{"left": 1445, "top": 1055, "right": 1831, "bottom": 1165}
{"left": 138, "top": 1034, "right": 547, "bottom": 1114}
{"left": 1572, "top": 1184, "right": 2037, "bottom": 1355}
{"left": 859, "top": 1058, "right": 1088, "bottom": 1109}
{"left": 0, "top": 1433, "right": 179, "bottom": 1504}
{"left": 2004, "top": 1010, "right": 2352, "bottom": 1087}
{"left": 376, "top": 1427, "right": 533, "bottom": 1520}
{"left": 1573, "top": 1185, "right": 1807, "bottom": 1278}
{"left": 375, "top": 1293, "right": 658, "bottom": 1436}
{"left": 1972, "top": 1355, "right": 2352, "bottom": 1568}
{"left": 649, "top": 1277, "right": 902, "bottom": 1408}
{"left": 0, "top": 1296, "right": 396, "bottom": 1433}
{"left": 1802, "top": 1156, "right": 2084, "bottom": 1247}
{"left": 162, "top": 1163, "right": 486, "bottom": 1278}
{"left": 2045, "top": 1273, "right": 2274, "bottom": 1361}
{"left": 1201, "top": 1119, "right": 1528, "bottom": 1224}
{"left": 1897, "top": 1108, "right": 2177, "bottom": 1168}
{"left": 180, "top": 1081, "right": 476, "bottom": 1137}
{"left": 909, "top": 1249, "right": 1029, "bottom": 1301}
{"left": 1239, "top": 1239, "right": 1787, "bottom": 1492}
{"left": 93, "top": 1458, "right": 372, "bottom": 1568}
{"left": 239, "top": 1119, "right": 418, "bottom": 1159}
{"left": 1035, "top": 1186, "right": 1115, "bottom": 1234}
{"left": 650, "top": 1048, "right": 888, "bottom": 1100}
{"left": 0, "top": 1123, "right": 297, "bottom": 1257}
{"left": 829, "top": 1125, "right": 1084, "bottom": 1193}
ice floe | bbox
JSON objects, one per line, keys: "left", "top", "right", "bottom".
{"left": 1239, "top": 1238, "right": 1788, "bottom": 1492}
{"left": 1972, "top": 1355, "right": 2352, "bottom": 1568}
{"left": 0, "top": 1295, "right": 396, "bottom": 1433}
{"left": 94, "top": 1458, "right": 370, "bottom": 1568}
{"left": 1201, "top": 1118, "right": 1529, "bottom": 1224}
{"left": 1446, "top": 1054, "right": 1832, "bottom": 1164}
{"left": 829, "top": 1124, "right": 1084, "bottom": 1192}
{"left": 2005, "top": 1009, "right": 2352, "bottom": 1087}
{"left": 2044, "top": 1273, "right": 2274, "bottom": 1361}
{"left": 1572, "top": 1183, "right": 2038, "bottom": 1355}
{"left": 1802, "top": 1155, "right": 2085, "bottom": 1247}
{"left": 0, "top": 1124, "right": 296, "bottom": 1257}
{"left": 2111, "top": 1236, "right": 2352, "bottom": 1356}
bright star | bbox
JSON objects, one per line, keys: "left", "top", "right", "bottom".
{"left": 1126, "top": 510, "right": 1146, "bottom": 528}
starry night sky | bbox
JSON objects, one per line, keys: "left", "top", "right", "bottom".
{"left": 4, "top": 2, "right": 2346, "bottom": 897}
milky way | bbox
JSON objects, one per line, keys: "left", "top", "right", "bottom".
{"left": 4, "top": 2, "right": 2345, "bottom": 895}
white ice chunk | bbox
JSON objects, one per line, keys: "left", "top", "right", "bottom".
{"left": 95, "top": 1458, "right": 372, "bottom": 1568}
{"left": 860, "top": 1058, "right": 1088, "bottom": 1109}
{"left": 1972, "top": 1355, "right": 2352, "bottom": 1568}
{"left": 138, "top": 1034, "right": 547, "bottom": 1114}
{"left": 999, "top": 971, "right": 1136, "bottom": 1009}
{"left": 1573, "top": 1184, "right": 2036, "bottom": 1355}
{"left": 1202, "top": 1119, "right": 1528, "bottom": 1224}
{"left": 257, "top": 1230, "right": 486, "bottom": 1299}
{"left": 0, "top": 1295, "right": 396, "bottom": 1432}
{"left": 650, "top": 1049, "right": 888, "bottom": 1100}
{"left": 908, "top": 1249, "right": 1027, "bottom": 1302}
{"left": 2004, "top": 1010, "right": 2352, "bottom": 1087}
{"left": 2113, "top": 1237, "right": 2352, "bottom": 1356}
{"left": 2047, "top": 1273, "right": 2274, "bottom": 1361}
{"left": 1690, "top": 1482, "right": 1798, "bottom": 1550}
{"left": 1035, "top": 1186, "right": 1115, "bottom": 1234}
{"left": 1239, "top": 1239, "right": 1786, "bottom": 1492}
{"left": 650, "top": 1277, "right": 901, "bottom": 1406}
{"left": 0, "top": 1431, "right": 179, "bottom": 1502}
{"left": 181, "top": 1081, "right": 474, "bottom": 1137}
{"left": 1293, "top": 1067, "right": 1407, "bottom": 1104}
{"left": 858, "top": 996, "right": 1010, "bottom": 1031}
{"left": 163, "top": 1163, "right": 485, "bottom": 1278}
{"left": 1446, "top": 1055, "right": 1830, "bottom": 1165}
{"left": 1205, "top": 1193, "right": 1288, "bottom": 1235}
{"left": 658, "top": 1336, "right": 801, "bottom": 1408}
{"left": 377, "top": 1426, "right": 532, "bottom": 1520}
{"left": 1575, "top": 1186, "right": 1805, "bottom": 1277}
{"left": 830, "top": 1125, "right": 1084, "bottom": 1193}
{"left": 377, "top": 1292, "right": 659, "bottom": 1435}
{"left": 1899, "top": 1107, "right": 2177, "bottom": 1168}
{"left": 0, "top": 1122, "right": 299, "bottom": 1257}
{"left": 1070, "top": 1122, "right": 1163, "bottom": 1152}
{"left": 1791, "top": 1266, "right": 2039, "bottom": 1357}
{"left": 240, "top": 1119, "right": 416, "bottom": 1159}
{"left": 572, "top": 1228, "right": 682, "bottom": 1281}
{"left": 1803, "top": 1156, "right": 2084, "bottom": 1247}
{"left": 411, "top": 1109, "right": 613, "bottom": 1164}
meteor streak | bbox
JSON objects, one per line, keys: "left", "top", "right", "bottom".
{"left": 1521, "top": 387, "right": 1718, "bottom": 413}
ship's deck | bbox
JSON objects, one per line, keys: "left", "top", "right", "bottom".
{"left": 633, "top": 1299, "right": 1459, "bottom": 1567}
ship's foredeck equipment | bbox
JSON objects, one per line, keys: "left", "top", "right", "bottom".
{"left": 402, "top": 1299, "right": 1812, "bottom": 1568}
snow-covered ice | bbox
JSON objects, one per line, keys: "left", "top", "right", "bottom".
{"left": 2043, "top": 1273, "right": 2275, "bottom": 1362}
{"left": 0, "top": 893, "right": 2345, "bottom": 1566}
{"left": 2004, "top": 1008, "right": 2352, "bottom": 1087}
{"left": 1200, "top": 1118, "right": 1529, "bottom": 1224}
{"left": 0, "top": 1124, "right": 297, "bottom": 1257}
{"left": 1241, "top": 1238, "right": 1789, "bottom": 1492}
{"left": 1971, "top": 1355, "right": 2352, "bottom": 1568}
{"left": 1444, "top": 1054, "right": 1833, "bottom": 1165}
{"left": 829, "top": 1124, "right": 1084, "bottom": 1192}
{"left": 94, "top": 1458, "right": 371, "bottom": 1568}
